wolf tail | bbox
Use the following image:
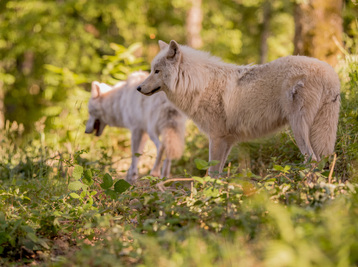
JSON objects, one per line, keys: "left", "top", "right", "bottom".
{"left": 162, "top": 125, "right": 185, "bottom": 160}
{"left": 310, "top": 88, "right": 340, "bottom": 159}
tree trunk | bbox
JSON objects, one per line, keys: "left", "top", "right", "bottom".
{"left": 294, "top": 0, "right": 343, "bottom": 66}
{"left": 186, "top": 0, "right": 203, "bottom": 49}
{"left": 260, "top": 0, "right": 271, "bottom": 64}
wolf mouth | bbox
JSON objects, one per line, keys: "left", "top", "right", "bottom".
{"left": 144, "top": 86, "right": 161, "bottom": 95}
{"left": 94, "top": 119, "right": 100, "bottom": 136}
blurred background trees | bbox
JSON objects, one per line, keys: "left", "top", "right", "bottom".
{"left": 293, "top": 0, "right": 343, "bottom": 66}
{"left": 0, "top": 0, "right": 357, "bottom": 134}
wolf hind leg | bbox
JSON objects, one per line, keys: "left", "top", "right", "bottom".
{"left": 161, "top": 159, "right": 172, "bottom": 178}
{"left": 159, "top": 126, "right": 185, "bottom": 178}
{"left": 149, "top": 133, "right": 164, "bottom": 177}
{"left": 127, "top": 129, "right": 148, "bottom": 184}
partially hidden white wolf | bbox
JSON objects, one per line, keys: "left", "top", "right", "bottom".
{"left": 85, "top": 71, "right": 186, "bottom": 183}
{"left": 137, "top": 40, "right": 340, "bottom": 176}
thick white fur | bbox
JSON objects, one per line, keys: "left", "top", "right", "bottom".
{"left": 85, "top": 71, "right": 186, "bottom": 183}
{"left": 138, "top": 40, "right": 340, "bottom": 175}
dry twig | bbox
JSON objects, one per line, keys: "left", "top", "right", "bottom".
{"left": 328, "top": 154, "right": 337, "bottom": 184}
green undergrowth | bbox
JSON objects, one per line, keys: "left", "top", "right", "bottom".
{"left": 1, "top": 128, "right": 358, "bottom": 266}
{"left": 1, "top": 152, "right": 358, "bottom": 266}
{"left": 1, "top": 57, "right": 358, "bottom": 266}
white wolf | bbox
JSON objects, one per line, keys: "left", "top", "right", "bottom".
{"left": 85, "top": 71, "right": 186, "bottom": 183}
{"left": 137, "top": 40, "right": 340, "bottom": 176}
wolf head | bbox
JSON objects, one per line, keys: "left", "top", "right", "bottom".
{"left": 85, "top": 81, "right": 111, "bottom": 136}
{"left": 137, "top": 40, "right": 182, "bottom": 96}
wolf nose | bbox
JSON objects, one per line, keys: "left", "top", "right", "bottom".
{"left": 137, "top": 86, "right": 141, "bottom": 92}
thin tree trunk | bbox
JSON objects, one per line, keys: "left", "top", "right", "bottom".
{"left": 186, "top": 0, "right": 203, "bottom": 49}
{"left": 260, "top": 0, "right": 271, "bottom": 64}
{"left": 294, "top": 0, "right": 343, "bottom": 66}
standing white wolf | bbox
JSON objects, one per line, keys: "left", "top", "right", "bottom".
{"left": 137, "top": 40, "right": 340, "bottom": 175}
{"left": 85, "top": 71, "right": 186, "bottom": 183}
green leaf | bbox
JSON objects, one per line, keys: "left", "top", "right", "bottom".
{"left": 134, "top": 153, "right": 142, "bottom": 157}
{"left": 100, "top": 173, "right": 113, "bottom": 189}
{"left": 73, "top": 165, "right": 83, "bottom": 180}
{"left": 273, "top": 165, "right": 284, "bottom": 171}
{"left": 208, "top": 160, "right": 220, "bottom": 167}
{"left": 68, "top": 181, "right": 84, "bottom": 191}
{"left": 27, "top": 232, "right": 38, "bottom": 243}
{"left": 283, "top": 165, "right": 291, "bottom": 173}
{"left": 194, "top": 158, "right": 209, "bottom": 170}
{"left": 83, "top": 169, "right": 93, "bottom": 186}
{"left": 192, "top": 176, "right": 205, "bottom": 184}
{"left": 114, "top": 179, "right": 131, "bottom": 193}
{"left": 39, "top": 239, "right": 50, "bottom": 249}
{"left": 84, "top": 196, "right": 94, "bottom": 209}
{"left": 105, "top": 189, "right": 117, "bottom": 200}
{"left": 70, "top": 193, "right": 80, "bottom": 199}
{"left": 80, "top": 190, "right": 87, "bottom": 198}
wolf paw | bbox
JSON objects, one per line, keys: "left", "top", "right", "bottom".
{"left": 150, "top": 171, "right": 161, "bottom": 178}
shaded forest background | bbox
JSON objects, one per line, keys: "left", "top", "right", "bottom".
{"left": 0, "top": 0, "right": 357, "bottom": 136}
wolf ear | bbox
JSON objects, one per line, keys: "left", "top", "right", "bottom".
{"left": 167, "top": 40, "right": 180, "bottom": 60}
{"left": 158, "top": 40, "right": 168, "bottom": 50}
{"left": 91, "top": 81, "right": 101, "bottom": 98}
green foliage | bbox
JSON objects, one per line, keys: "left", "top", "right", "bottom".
{"left": 194, "top": 158, "right": 219, "bottom": 170}
{"left": 0, "top": 1, "right": 358, "bottom": 266}
{"left": 101, "top": 42, "right": 150, "bottom": 84}
{"left": 1, "top": 107, "right": 358, "bottom": 266}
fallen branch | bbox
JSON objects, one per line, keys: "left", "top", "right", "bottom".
{"left": 156, "top": 177, "right": 244, "bottom": 192}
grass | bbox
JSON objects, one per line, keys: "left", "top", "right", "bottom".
{"left": 1, "top": 57, "right": 358, "bottom": 266}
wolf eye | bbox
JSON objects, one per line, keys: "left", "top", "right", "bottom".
{"left": 154, "top": 70, "right": 160, "bottom": 74}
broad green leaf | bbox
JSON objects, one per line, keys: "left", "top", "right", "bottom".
{"left": 194, "top": 158, "right": 208, "bottom": 170}
{"left": 83, "top": 169, "right": 93, "bottom": 186}
{"left": 39, "top": 239, "right": 50, "bottom": 249}
{"left": 73, "top": 165, "right": 83, "bottom": 180}
{"left": 273, "top": 165, "right": 284, "bottom": 171}
{"left": 101, "top": 173, "right": 113, "bottom": 189}
{"left": 27, "top": 232, "right": 38, "bottom": 243}
{"left": 80, "top": 190, "right": 87, "bottom": 198}
{"left": 105, "top": 189, "right": 117, "bottom": 200}
{"left": 68, "top": 181, "right": 84, "bottom": 191}
{"left": 69, "top": 193, "right": 80, "bottom": 199}
{"left": 114, "top": 179, "right": 131, "bottom": 193}
{"left": 21, "top": 225, "right": 35, "bottom": 234}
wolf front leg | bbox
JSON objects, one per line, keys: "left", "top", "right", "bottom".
{"left": 127, "top": 129, "right": 148, "bottom": 184}
{"left": 208, "top": 136, "right": 234, "bottom": 177}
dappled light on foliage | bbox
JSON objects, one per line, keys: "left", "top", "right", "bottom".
{"left": 1, "top": 0, "right": 358, "bottom": 265}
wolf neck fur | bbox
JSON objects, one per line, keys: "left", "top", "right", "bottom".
{"left": 166, "top": 46, "right": 243, "bottom": 119}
